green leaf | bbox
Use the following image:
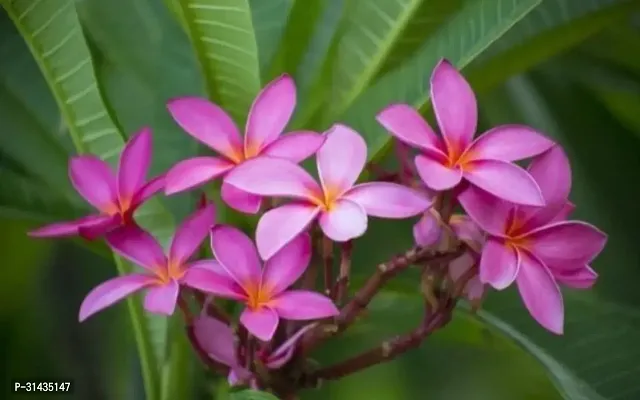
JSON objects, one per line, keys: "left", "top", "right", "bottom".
{"left": 229, "top": 390, "right": 280, "bottom": 400}
{"left": 324, "top": 0, "right": 426, "bottom": 117}
{"left": 341, "top": 0, "right": 541, "bottom": 161}
{"left": 0, "top": 80, "right": 71, "bottom": 189}
{"left": 176, "top": 0, "right": 262, "bottom": 125}
{"left": 374, "top": 0, "right": 465, "bottom": 78}
{"left": 0, "top": 0, "right": 124, "bottom": 162}
{"left": 466, "top": 0, "right": 640, "bottom": 94}
{"left": 266, "top": 0, "right": 325, "bottom": 80}
{"left": 0, "top": 163, "right": 80, "bottom": 222}
{"left": 250, "top": 0, "right": 292, "bottom": 79}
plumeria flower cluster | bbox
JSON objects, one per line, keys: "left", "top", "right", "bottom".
{"left": 30, "top": 59, "right": 607, "bottom": 396}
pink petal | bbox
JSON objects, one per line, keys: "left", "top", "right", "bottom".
{"left": 319, "top": 199, "right": 367, "bottom": 242}
{"left": 245, "top": 75, "right": 296, "bottom": 156}
{"left": 181, "top": 262, "right": 246, "bottom": 300}
{"left": 376, "top": 103, "right": 444, "bottom": 155}
{"left": 267, "top": 323, "right": 317, "bottom": 369}
{"left": 220, "top": 181, "right": 262, "bottom": 214}
{"left": 69, "top": 155, "right": 117, "bottom": 212}
{"left": 193, "top": 315, "right": 236, "bottom": 366}
{"left": 430, "top": 59, "right": 477, "bottom": 150}
{"left": 132, "top": 175, "right": 166, "bottom": 206}
{"left": 165, "top": 157, "right": 234, "bottom": 195}
{"left": 344, "top": 182, "right": 431, "bottom": 218}
{"left": 167, "top": 97, "right": 243, "bottom": 162}
{"left": 260, "top": 131, "right": 325, "bottom": 163}
{"left": 449, "top": 252, "right": 484, "bottom": 301}
{"left": 527, "top": 221, "right": 607, "bottom": 268}
{"left": 118, "top": 128, "right": 152, "bottom": 201}
{"left": 169, "top": 204, "right": 216, "bottom": 266}
{"left": 553, "top": 265, "right": 597, "bottom": 289}
{"left": 516, "top": 251, "right": 564, "bottom": 334}
{"left": 479, "top": 238, "right": 520, "bottom": 290}
{"left": 449, "top": 214, "right": 485, "bottom": 252}
{"left": 187, "top": 259, "right": 234, "bottom": 278}
{"left": 456, "top": 185, "right": 511, "bottom": 236}
{"left": 317, "top": 124, "right": 366, "bottom": 196}
{"left": 412, "top": 211, "right": 441, "bottom": 247}
{"left": 78, "top": 214, "right": 121, "bottom": 240}
{"left": 270, "top": 290, "right": 339, "bottom": 320}
{"left": 256, "top": 203, "right": 320, "bottom": 260}
{"left": 468, "top": 125, "right": 554, "bottom": 162}
{"left": 79, "top": 274, "right": 154, "bottom": 321}
{"left": 519, "top": 146, "right": 572, "bottom": 229}
{"left": 29, "top": 214, "right": 112, "bottom": 238}
{"left": 224, "top": 157, "right": 321, "bottom": 202}
{"left": 210, "top": 225, "right": 262, "bottom": 289}
{"left": 240, "top": 306, "right": 280, "bottom": 341}
{"left": 261, "top": 233, "right": 312, "bottom": 296}
{"left": 449, "top": 252, "right": 476, "bottom": 281}
{"left": 105, "top": 225, "right": 167, "bottom": 271}
{"left": 415, "top": 154, "right": 462, "bottom": 191}
{"left": 143, "top": 280, "right": 179, "bottom": 315}
{"left": 549, "top": 201, "right": 575, "bottom": 223}
{"left": 464, "top": 159, "right": 544, "bottom": 206}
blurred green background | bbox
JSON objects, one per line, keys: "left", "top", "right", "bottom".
{"left": 2, "top": 0, "right": 640, "bottom": 399}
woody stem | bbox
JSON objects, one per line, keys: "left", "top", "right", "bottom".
{"left": 301, "top": 297, "right": 456, "bottom": 386}
{"left": 321, "top": 235, "right": 334, "bottom": 297}
{"left": 334, "top": 241, "right": 353, "bottom": 305}
{"left": 299, "top": 244, "right": 466, "bottom": 356}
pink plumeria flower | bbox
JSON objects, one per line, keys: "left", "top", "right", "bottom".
{"left": 225, "top": 124, "right": 432, "bottom": 260}
{"left": 164, "top": 75, "right": 324, "bottom": 214}
{"left": 377, "top": 59, "right": 555, "bottom": 206}
{"left": 191, "top": 225, "right": 338, "bottom": 341}
{"left": 458, "top": 146, "right": 607, "bottom": 333}
{"left": 193, "top": 315, "right": 316, "bottom": 387}
{"left": 78, "top": 204, "right": 216, "bottom": 321}
{"left": 29, "top": 128, "right": 165, "bottom": 240}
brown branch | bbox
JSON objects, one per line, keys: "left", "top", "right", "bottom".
{"left": 301, "top": 297, "right": 456, "bottom": 385}
{"left": 299, "top": 244, "right": 465, "bottom": 356}
{"left": 334, "top": 241, "right": 353, "bottom": 304}
{"left": 321, "top": 236, "right": 334, "bottom": 297}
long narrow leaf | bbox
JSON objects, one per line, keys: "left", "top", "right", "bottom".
{"left": 466, "top": 0, "right": 640, "bottom": 94}
{"left": 176, "top": 0, "right": 262, "bottom": 125}
{"left": 326, "top": 0, "right": 425, "bottom": 117}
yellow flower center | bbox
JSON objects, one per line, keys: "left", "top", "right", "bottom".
{"left": 154, "top": 261, "right": 185, "bottom": 284}
{"left": 246, "top": 283, "right": 273, "bottom": 310}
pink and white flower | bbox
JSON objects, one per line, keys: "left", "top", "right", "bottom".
{"left": 377, "top": 59, "right": 555, "bottom": 206}
{"left": 164, "top": 75, "right": 324, "bottom": 214}
{"left": 225, "top": 124, "right": 432, "bottom": 259}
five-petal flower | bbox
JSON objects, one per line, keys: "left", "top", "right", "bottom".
{"left": 377, "top": 59, "right": 555, "bottom": 206}
{"left": 458, "top": 146, "right": 607, "bottom": 333}
{"left": 164, "top": 75, "right": 324, "bottom": 214}
{"left": 29, "top": 128, "right": 165, "bottom": 240}
{"left": 78, "top": 204, "right": 216, "bottom": 321}
{"left": 225, "top": 124, "right": 432, "bottom": 259}
{"left": 189, "top": 225, "right": 338, "bottom": 341}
